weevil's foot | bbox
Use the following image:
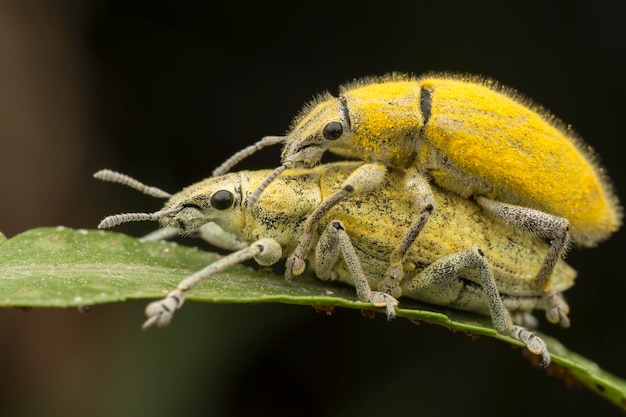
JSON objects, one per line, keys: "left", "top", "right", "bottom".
{"left": 284, "top": 232, "right": 313, "bottom": 281}
{"left": 142, "top": 289, "right": 185, "bottom": 330}
{"left": 370, "top": 292, "right": 399, "bottom": 320}
{"left": 546, "top": 306, "right": 570, "bottom": 328}
{"left": 509, "top": 325, "right": 551, "bottom": 367}
{"left": 379, "top": 264, "right": 403, "bottom": 298}
{"left": 284, "top": 252, "right": 307, "bottom": 282}
{"left": 545, "top": 292, "right": 571, "bottom": 328}
{"left": 511, "top": 312, "right": 539, "bottom": 329}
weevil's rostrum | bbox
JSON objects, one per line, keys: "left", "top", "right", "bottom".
{"left": 216, "top": 73, "right": 621, "bottom": 293}
{"left": 96, "top": 162, "right": 577, "bottom": 365}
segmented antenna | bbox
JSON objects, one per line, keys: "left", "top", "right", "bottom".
{"left": 211, "top": 136, "right": 286, "bottom": 177}
{"left": 248, "top": 162, "right": 291, "bottom": 207}
{"left": 94, "top": 169, "right": 172, "bottom": 198}
{"left": 98, "top": 207, "right": 182, "bottom": 229}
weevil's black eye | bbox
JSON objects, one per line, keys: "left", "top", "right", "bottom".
{"left": 210, "top": 190, "right": 234, "bottom": 210}
{"left": 322, "top": 121, "right": 343, "bottom": 140}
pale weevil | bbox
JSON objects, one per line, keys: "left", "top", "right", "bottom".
{"left": 213, "top": 73, "right": 620, "bottom": 295}
{"left": 95, "top": 161, "right": 577, "bottom": 366}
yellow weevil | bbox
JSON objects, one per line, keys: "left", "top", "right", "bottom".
{"left": 95, "top": 161, "right": 577, "bottom": 366}
{"left": 213, "top": 73, "right": 621, "bottom": 295}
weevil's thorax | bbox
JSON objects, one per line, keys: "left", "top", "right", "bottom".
{"left": 342, "top": 80, "right": 424, "bottom": 168}
{"left": 239, "top": 167, "right": 326, "bottom": 252}
{"left": 160, "top": 173, "right": 246, "bottom": 235}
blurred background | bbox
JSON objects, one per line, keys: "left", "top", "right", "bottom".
{"left": 1, "top": 1, "right": 624, "bottom": 416}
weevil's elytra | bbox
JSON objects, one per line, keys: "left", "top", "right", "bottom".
{"left": 216, "top": 72, "right": 621, "bottom": 292}
{"left": 416, "top": 75, "right": 620, "bottom": 245}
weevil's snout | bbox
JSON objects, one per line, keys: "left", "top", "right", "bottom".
{"left": 281, "top": 96, "right": 350, "bottom": 167}
{"left": 280, "top": 140, "right": 325, "bottom": 167}
{"left": 281, "top": 125, "right": 347, "bottom": 167}
{"left": 159, "top": 204, "right": 207, "bottom": 234}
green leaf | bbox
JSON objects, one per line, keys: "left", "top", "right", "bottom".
{"left": 1, "top": 226, "right": 625, "bottom": 410}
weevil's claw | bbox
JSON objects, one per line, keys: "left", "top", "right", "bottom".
{"left": 370, "top": 292, "right": 399, "bottom": 320}
{"left": 546, "top": 307, "right": 570, "bottom": 328}
{"left": 510, "top": 325, "right": 551, "bottom": 367}
{"left": 285, "top": 231, "right": 314, "bottom": 282}
{"left": 285, "top": 253, "right": 306, "bottom": 282}
{"left": 379, "top": 263, "right": 403, "bottom": 299}
{"left": 142, "top": 289, "right": 185, "bottom": 330}
{"left": 545, "top": 291, "right": 571, "bottom": 328}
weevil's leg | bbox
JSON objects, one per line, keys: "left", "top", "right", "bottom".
{"left": 316, "top": 220, "right": 398, "bottom": 319}
{"left": 475, "top": 196, "right": 570, "bottom": 291}
{"left": 544, "top": 289, "right": 570, "bottom": 328}
{"left": 402, "top": 247, "right": 551, "bottom": 366}
{"left": 143, "top": 238, "right": 282, "bottom": 329}
{"left": 285, "top": 163, "right": 388, "bottom": 281}
{"left": 510, "top": 312, "right": 539, "bottom": 329}
{"left": 379, "top": 167, "right": 434, "bottom": 298}
{"left": 141, "top": 227, "right": 180, "bottom": 241}
{"left": 212, "top": 136, "right": 286, "bottom": 177}
{"left": 196, "top": 222, "right": 250, "bottom": 251}
{"left": 142, "top": 223, "right": 249, "bottom": 251}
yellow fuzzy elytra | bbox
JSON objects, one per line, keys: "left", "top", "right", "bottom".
{"left": 279, "top": 72, "right": 621, "bottom": 247}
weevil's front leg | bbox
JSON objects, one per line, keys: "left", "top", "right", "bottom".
{"left": 143, "top": 238, "right": 282, "bottom": 329}
{"left": 402, "top": 247, "right": 551, "bottom": 366}
{"left": 285, "top": 162, "right": 388, "bottom": 281}
{"left": 475, "top": 196, "right": 571, "bottom": 327}
{"left": 141, "top": 223, "right": 249, "bottom": 251}
{"left": 379, "top": 167, "right": 434, "bottom": 298}
{"left": 315, "top": 220, "right": 399, "bottom": 319}
{"left": 196, "top": 222, "right": 250, "bottom": 251}
{"left": 141, "top": 227, "right": 180, "bottom": 242}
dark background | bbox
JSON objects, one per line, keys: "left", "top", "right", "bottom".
{"left": 1, "top": 1, "right": 624, "bottom": 416}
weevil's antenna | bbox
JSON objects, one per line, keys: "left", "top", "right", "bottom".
{"left": 98, "top": 207, "right": 182, "bottom": 229}
{"left": 211, "top": 136, "right": 286, "bottom": 177}
{"left": 94, "top": 169, "right": 172, "bottom": 199}
{"left": 248, "top": 161, "right": 292, "bottom": 207}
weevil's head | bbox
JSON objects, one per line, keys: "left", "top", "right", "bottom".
{"left": 280, "top": 92, "right": 353, "bottom": 168}
{"left": 160, "top": 173, "right": 246, "bottom": 235}
{"left": 280, "top": 76, "right": 424, "bottom": 169}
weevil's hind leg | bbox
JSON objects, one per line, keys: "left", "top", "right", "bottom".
{"left": 285, "top": 162, "right": 388, "bottom": 281}
{"left": 143, "top": 238, "right": 282, "bottom": 329}
{"left": 379, "top": 167, "right": 434, "bottom": 298}
{"left": 402, "top": 247, "right": 551, "bottom": 366}
{"left": 475, "top": 196, "right": 571, "bottom": 327}
{"left": 315, "top": 220, "right": 398, "bottom": 319}
{"left": 475, "top": 196, "right": 570, "bottom": 289}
